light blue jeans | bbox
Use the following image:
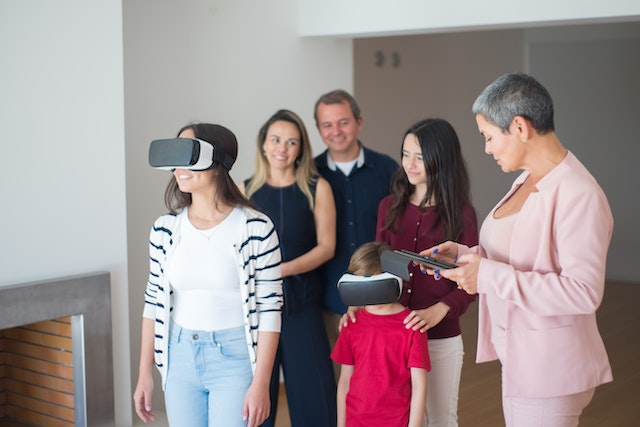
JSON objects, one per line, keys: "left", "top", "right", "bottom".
{"left": 164, "top": 323, "right": 252, "bottom": 427}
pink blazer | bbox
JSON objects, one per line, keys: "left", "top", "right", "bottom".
{"left": 461, "top": 151, "right": 613, "bottom": 398}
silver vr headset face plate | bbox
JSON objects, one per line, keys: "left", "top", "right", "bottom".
{"left": 337, "top": 272, "right": 403, "bottom": 306}
{"left": 149, "top": 138, "right": 217, "bottom": 171}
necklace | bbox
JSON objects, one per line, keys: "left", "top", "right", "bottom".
{"left": 188, "top": 206, "right": 234, "bottom": 239}
{"left": 200, "top": 223, "right": 221, "bottom": 240}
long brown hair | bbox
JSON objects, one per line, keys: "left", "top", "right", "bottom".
{"left": 382, "top": 118, "right": 471, "bottom": 241}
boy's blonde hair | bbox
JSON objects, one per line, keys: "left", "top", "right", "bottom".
{"left": 348, "top": 241, "right": 393, "bottom": 276}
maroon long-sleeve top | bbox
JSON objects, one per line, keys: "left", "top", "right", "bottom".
{"left": 376, "top": 195, "right": 479, "bottom": 339}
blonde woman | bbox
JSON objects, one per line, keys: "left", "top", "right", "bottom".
{"left": 240, "top": 109, "right": 337, "bottom": 427}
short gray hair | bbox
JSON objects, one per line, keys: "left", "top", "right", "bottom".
{"left": 472, "top": 73, "right": 555, "bottom": 134}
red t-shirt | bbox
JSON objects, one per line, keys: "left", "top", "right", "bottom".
{"left": 331, "top": 308, "right": 431, "bottom": 427}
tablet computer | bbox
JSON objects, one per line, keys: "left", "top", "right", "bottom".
{"left": 380, "top": 249, "right": 456, "bottom": 280}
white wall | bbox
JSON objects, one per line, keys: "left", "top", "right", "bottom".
{"left": 528, "top": 27, "right": 640, "bottom": 282}
{"left": 300, "top": 0, "right": 640, "bottom": 37}
{"left": 0, "top": 0, "right": 131, "bottom": 425}
{"left": 353, "top": 22, "right": 640, "bottom": 283}
{"left": 123, "top": 0, "right": 353, "bottom": 417}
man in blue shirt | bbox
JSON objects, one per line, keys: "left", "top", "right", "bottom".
{"left": 313, "top": 89, "right": 398, "bottom": 357}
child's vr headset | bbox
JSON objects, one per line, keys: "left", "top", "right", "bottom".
{"left": 337, "top": 272, "right": 403, "bottom": 306}
{"left": 148, "top": 138, "right": 235, "bottom": 171}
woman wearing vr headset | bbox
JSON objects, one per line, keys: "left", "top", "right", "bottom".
{"left": 240, "top": 109, "right": 337, "bottom": 427}
{"left": 134, "top": 123, "right": 283, "bottom": 427}
{"left": 352, "top": 118, "right": 479, "bottom": 427}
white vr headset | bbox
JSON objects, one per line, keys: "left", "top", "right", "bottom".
{"left": 337, "top": 272, "right": 403, "bottom": 306}
{"left": 148, "top": 137, "right": 235, "bottom": 171}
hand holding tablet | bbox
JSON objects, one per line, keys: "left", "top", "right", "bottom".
{"left": 380, "top": 249, "right": 457, "bottom": 280}
{"left": 395, "top": 249, "right": 457, "bottom": 270}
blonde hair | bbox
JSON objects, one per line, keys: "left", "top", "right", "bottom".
{"left": 245, "top": 109, "right": 318, "bottom": 210}
{"left": 348, "top": 241, "right": 393, "bottom": 276}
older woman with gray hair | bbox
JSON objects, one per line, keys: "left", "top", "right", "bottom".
{"left": 424, "top": 73, "right": 613, "bottom": 426}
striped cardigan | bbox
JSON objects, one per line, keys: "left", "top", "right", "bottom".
{"left": 142, "top": 207, "right": 283, "bottom": 389}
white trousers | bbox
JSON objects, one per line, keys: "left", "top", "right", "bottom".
{"left": 503, "top": 388, "right": 595, "bottom": 427}
{"left": 423, "top": 335, "right": 464, "bottom": 427}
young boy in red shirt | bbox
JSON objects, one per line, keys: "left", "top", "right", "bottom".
{"left": 331, "top": 242, "right": 430, "bottom": 427}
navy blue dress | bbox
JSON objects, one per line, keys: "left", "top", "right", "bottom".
{"left": 249, "top": 181, "right": 337, "bottom": 427}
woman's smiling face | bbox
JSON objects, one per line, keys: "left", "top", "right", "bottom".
{"left": 262, "top": 120, "right": 301, "bottom": 171}
{"left": 401, "top": 133, "right": 427, "bottom": 188}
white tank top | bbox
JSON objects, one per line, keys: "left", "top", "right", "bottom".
{"left": 168, "top": 207, "right": 244, "bottom": 331}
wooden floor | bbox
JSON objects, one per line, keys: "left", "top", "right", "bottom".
{"left": 274, "top": 281, "right": 640, "bottom": 427}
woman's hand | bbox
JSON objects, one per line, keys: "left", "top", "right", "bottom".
{"left": 242, "top": 380, "right": 271, "bottom": 427}
{"left": 279, "top": 261, "right": 292, "bottom": 278}
{"left": 245, "top": 331, "right": 278, "bottom": 426}
{"left": 134, "top": 318, "right": 156, "bottom": 423}
{"left": 437, "top": 253, "right": 481, "bottom": 295}
{"left": 419, "top": 241, "right": 459, "bottom": 266}
{"left": 419, "top": 241, "right": 481, "bottom": 295}
{"left": 338, "top": 306, "right": 362, "bottom": 332}
{"left": 403, "top": 302, "right": 450, "bottom": 333}
{"left": 133, "top": 373, "right": 155, "bottom": 423}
